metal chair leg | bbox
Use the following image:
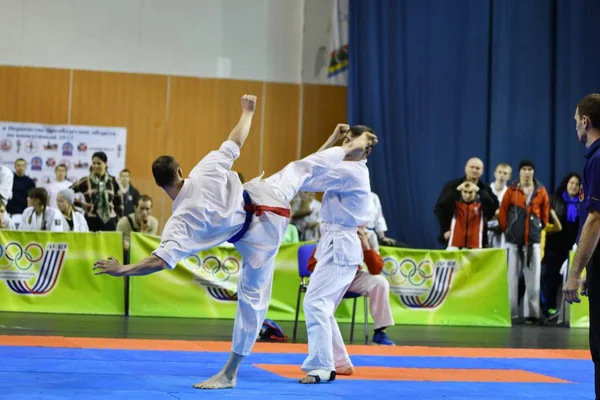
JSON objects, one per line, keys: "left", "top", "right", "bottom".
{"left": 293, "top": 285, "right": 303, "bottom": 343}
{"left": 363, "top": 296, "right": 369, "bottom": 345}
{"left": 350, "top": 297, "right": 357, "bottom": 344}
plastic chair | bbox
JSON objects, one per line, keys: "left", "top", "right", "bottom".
{"left": 292, "top": 243, "right": 370, "bottom": 344}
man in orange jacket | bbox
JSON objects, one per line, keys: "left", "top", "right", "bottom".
{"left": 498, "top": 160, "right": 550, "bottom": 322}
{"left": 307, "top": 226, "right": 395, "bottom": 356}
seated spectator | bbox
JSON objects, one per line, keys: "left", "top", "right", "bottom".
{"left": 442, "top": 182, "right": 497, "bottom": 249}
{"left": 281, "top": 219, "right": 300, "bottom": 244}
{"left": 307, "top": 226, "right": 395, "bottom": 348}
{"left": 56, "top": 189, "right": 89, "bottom": 232}
{"left": 116, "top": 195, "right": 158, "bottom": 251}
{"left": 0, "top": 201, "right": 15, "bottom": 230}
{"left": 291, "top": 192, "right": 322, "bottom": 240}
{"left": 19, "top": 188, "right": 64, "bottom": 232}
{"left": 367, "top": 191, "right": 397, "bottom": 246}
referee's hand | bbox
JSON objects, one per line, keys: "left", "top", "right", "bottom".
{"left": 563, "top": 275, "right": 587, "bottom": 303}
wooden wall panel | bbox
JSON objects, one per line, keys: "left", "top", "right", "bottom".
{"left": 0, "top": 63, "right": 348, "bottom": 230}
{"left": 70, "top": 70, "right": 169, "bottom": 226}
{"left": 262, "top": 82, "right": 300, "bottom": 176}
{"left": 300, "top": 84, "right": 348, "bottom": 157}
{"left": 166, "top": 78, "right": 263, "bottom": 181}
{"left": 0, "top": 66, "right": 69, "bottom": 124}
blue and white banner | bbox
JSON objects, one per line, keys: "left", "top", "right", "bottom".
{"left": 0, "top": 121, "right": 127, "bottom": 186}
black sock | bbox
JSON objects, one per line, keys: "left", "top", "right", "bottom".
{"left": 374, "top": 327, "right": 386, "bottom": 334}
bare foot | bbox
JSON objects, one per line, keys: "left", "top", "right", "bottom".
{"left": 193, "top": 371, "right": 236, "bottom": 389}
{"left": 336, "top": 366, "right": 355, "bottom": 376}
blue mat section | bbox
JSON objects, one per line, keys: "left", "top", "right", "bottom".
{"left": 0, "top": 346, "right": 595, "bottom": 399}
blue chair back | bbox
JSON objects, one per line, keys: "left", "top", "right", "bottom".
{"left": 297, "top": 243, "right": 317, "bottom": 278}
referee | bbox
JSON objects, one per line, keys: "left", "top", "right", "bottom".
{"left": 564, "top": 93, "right": 600, "bottom": 399}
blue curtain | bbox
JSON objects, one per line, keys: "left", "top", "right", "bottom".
{"left": 349, "top": 0, "right": 600, "bottom": 249}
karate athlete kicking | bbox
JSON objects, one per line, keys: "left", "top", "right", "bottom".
{"left": 92, "top": 95, "right": 377, "bottom": 390}
{"left": 298, "top": 125, "right": 376, "bottom": 384}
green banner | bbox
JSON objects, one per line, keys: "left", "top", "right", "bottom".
{"left": 568, "top": 251, "right": 589, "bottom": 328}
{"left": 129, "top": 233, "right": 510, "bottom": 326}
{"left": 0, "top": 230, "right": 125, "bottom": 314}
{"left": 380, "top": 247, "right": 510, "bottom": 326}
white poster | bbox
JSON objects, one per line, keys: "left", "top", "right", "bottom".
{"left": 0, "top": 122, "right": 126, "bottom": 186}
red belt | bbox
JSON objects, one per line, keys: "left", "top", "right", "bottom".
{"left": 228, "top": 191, "right": 290, "bottom": 244}
{"left": 244, "top": 204, "right": 291, "bottom": 218}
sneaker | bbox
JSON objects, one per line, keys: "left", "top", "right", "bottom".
{"left": 372, "top": 331, "right": 395, "bottom": 346}
{"left": 545, "top": 309, "right": 559, "bottom": 322}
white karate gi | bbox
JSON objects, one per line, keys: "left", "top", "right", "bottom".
{"left": 487, "top": 183, "right": 507, "bottom": 248}
{"left": 0, "top": 165, "right": 13, "bottom": 206}
{"left": 299, "top": 160, "right": 371, "bottom": 374}
{"left": 60, "top": 210, "right": 89, "bottom": 232}
{"left": 19, "top": 207, "right": 64, "bottom": 232}
{"left": 152, "top": 140, "right": 347, "bottom": 356}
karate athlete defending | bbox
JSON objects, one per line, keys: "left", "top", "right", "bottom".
{"left": 92, "top": 95, "right": 377, "bottom": 390}
{"left": 298, "top": 125, "right": 376, "bottom": 384}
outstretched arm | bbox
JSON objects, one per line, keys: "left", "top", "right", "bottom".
{"left": 93, "top": 255, "right": 167, "bottom": 277}
{"left": 228, "top": 95, "right": 257, "bottom": 149}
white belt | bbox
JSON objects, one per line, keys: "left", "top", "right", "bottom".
{"left": 320, "top": 222, "right": 357, "bottom": 233}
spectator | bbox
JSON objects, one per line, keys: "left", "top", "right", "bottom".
{"left": 45, "top": 164, "right": 72, "bottom": 209}
{"left": 281, "top": 219, "right": 300, "bottom": 244}
{"left": 442, "top": 182, "right": 496, "bottom": 249}
{"left": 116, "top": 194, "right": 158, "bottom": 251}
{"left": 6, "top": 158, "right": 36, "bottom": 228}
{"left": 487, "top": 163, "right": 512, "bottom": 248}
{"left": 434, "top": 157, "right": 499, "bottom": 246}
{"left": 56, "top": 188, "right": 89, "bottom": 232}
{"left": 307, "top": 227, "right": 395, "bottom": 348}
{"left": 367, "top": 191, "right": 397, "bottom": 246}
{"left": 498, "top": 160, "right": 550, "bottom": 323}
{"left": 291, "top": 192, "right": 322, "bottom": 240}
{"left": 19, "top": 188, "right": 64, "bottom": 232}
{"left": 543, "top": 172, "right": 581, "bottom": 320}
{"left": 0, "top": 163, "right": 13, "bottom": 207}
{"left": 72, "top": 152, "right": 123, "bottom": 231}
{"left": 118, "top": 169, "right": 140, "bottom": 216}
{"left": 0, "top": 201, "right": 15, "bottom": 230}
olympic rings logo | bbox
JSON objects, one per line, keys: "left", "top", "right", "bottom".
{"left": 0, "top": 242, "right": 44, "bottom": 271}
{"left": 183, "top": 254, "right": 241, "bottom": 283}
{"left": 382, "top": 257, "right": 434, "bottom": 287}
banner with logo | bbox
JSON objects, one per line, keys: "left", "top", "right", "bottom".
{"left": 0, "top": 231, "right": 125, "bottom": 314}
{"left": 328, "top": 0, "right": 349, "bottom": 85}
{"left": 567, "top": 251, "right": 589, "bottom": 328}
{"left": 129, "top": 234, "right": 510, "bottom": 326}
{"left": 0, "top": 121, "right": 126, "bottom": 186}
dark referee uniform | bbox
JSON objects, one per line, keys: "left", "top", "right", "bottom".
{"left": 579, "top": 137, "right": 600, "bottom": 397}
